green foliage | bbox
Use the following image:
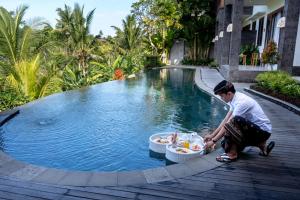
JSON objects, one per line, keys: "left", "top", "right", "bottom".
{"left": 131, "top": 0, "right": 216, "bottom": 63}
{"left": 111, "top": 15, "right": 144, "bottom": 75}
{"left": 0, "top": 78, "right": 29, "bottom": 112}
{"left": 240, "top": 44, "right": 259, "bottom": 55}
{"left": 4, "top": 55, "right": 62, "bottom": 100}
{"left": 0, "top": 6, "right": 62, "bottom": 110}
{"left": 208, "top": 60, "right": 219, "bottom": 69}
{"left": 181, "top": 57, "right": 213, "bottom": 66}
{"left": 256, "top": 71, "right": 300, "bottom": 98}
{"left": 0, "top": 5, "right": 31, "bottom": 65}
{"left": 112, "top": 15, "right": 143, "bottom": 51}
{"left": 56, "top": 3, "right": 96, "bottom": 78}
{"left": 131, "top": 0, "right": 182, "bottom": 58}
{"left": 144, "top": 56, "right": 163, "bottom": 69}
{"left": 177, "top": 0, "right": 216, "bottom": 60}
{"left": 239, "top": 44, "right": 259, "bottom": 65}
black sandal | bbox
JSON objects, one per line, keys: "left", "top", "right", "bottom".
{"left": 259, "top": 141, "right": 275, "bottom": 156}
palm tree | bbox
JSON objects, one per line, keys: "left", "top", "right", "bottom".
{"left": 56, "top": 3, "right": 95, "bottom": 78}
{"left": 5, "top": 54, "right": 61, "bottom": 100}
{"left": 0, "top": 5, "right": 31, "bottom": 66}
{"left": 111, "top": 15, "right": 144, "bottom": 74}
{"left": 55, "top": 5, "right": 73, "bottom": 55}
{"left": 0, "top": 6, "right": 62, "bottom": 100}
{"left": 112, "top": 15, "right": 143, "bottom": 52}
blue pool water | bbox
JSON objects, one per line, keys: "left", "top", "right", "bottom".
{"left": 0, "top": 68, "right": 227, "bottom": 171}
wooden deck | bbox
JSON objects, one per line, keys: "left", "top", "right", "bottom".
{"left": 0, "top": 92, "right": 300, "bottom": 200}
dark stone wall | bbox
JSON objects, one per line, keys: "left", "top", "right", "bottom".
{"left": 278, "top": 0, "right": 300, "bottom": 74}
{"left": 224, "top": 0, "right": 244, "bottom": 82}
{"left": 221, "top": 4, "right": 232, "bottom": 65}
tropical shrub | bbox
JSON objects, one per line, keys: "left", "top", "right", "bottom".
{"left": 255, "top": 71, "right": 300, "bottom": 98}
{"left": 261, "top": 41, "right": 280, "bottom": 69}
{"left": 0, "top": 78, "right": 29, "bottom": 112}
{"left": 144, "top": 55, "right": 163, "bottom": 69}
{"left": 239, "top": 44, "right": 259, "bottom": 65}
{"left": 209, "top": 60, "right": 219, "bottom": 69}
{"left": 181, "top": 58, "right": 213, "bottom": 66}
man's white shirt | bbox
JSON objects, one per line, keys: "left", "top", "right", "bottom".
{"left": 229, "top": 92, "right": 272, "bottom": 132}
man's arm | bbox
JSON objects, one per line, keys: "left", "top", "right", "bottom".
{"left": 212, "top": 112, "right": 233, "bottom": 141}
{"left": 204, "top": 110, "right": 232, "bottom": 142}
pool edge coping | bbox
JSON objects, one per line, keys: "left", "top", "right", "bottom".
{"left": 0, "top": 67, "right": 227, "bottom": 187}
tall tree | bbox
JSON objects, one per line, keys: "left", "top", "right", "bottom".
{"left": 0, "top": 5, "right": 31, "bottom": 66}
{"left": 177, "top": 0, "right": 216, "bottom": 60}
{"left": 131, "top": 0, "right": 182, "bottom": 59}
{"left": 0, "top": 6, "right": 62, "bottom": 100}
{"left": 56, "top": 3, "right": 96, "bottom": 78}
{"left": 111, "top": 15, "right": 144, "bottom": 74}
{"left": 112, "top": 15, "right": 143, "bottom": 51}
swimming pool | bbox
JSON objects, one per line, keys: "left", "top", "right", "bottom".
{"left": 0, "top": 68, "right": 227, "bottom": 171}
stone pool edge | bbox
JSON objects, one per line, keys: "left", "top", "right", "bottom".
{"left": 0, "top": 67, "right": 227, "bottom": 187}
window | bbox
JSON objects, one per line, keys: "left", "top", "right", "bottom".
{"left": 243, "top": 24, "right": 251, "bottom": 31}
{"left": 252, "top": 21, "right": 256, "bottom": 31}
{"left": 257, "top": 17, "right": 264, "bottom": 46}
{"left": 265, "top": 7, "right": 284, "bottom": 46}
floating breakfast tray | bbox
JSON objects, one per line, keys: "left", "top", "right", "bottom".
{"left": 149, "top": 132, "right": 174, "bottom": 154}
{"left": 165, "top": 143, "right": 204, "bottom": 163}
{"left": 149, "top": 132, "right": 205, "bottom": 163}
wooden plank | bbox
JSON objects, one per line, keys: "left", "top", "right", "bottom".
{"left": 66, "top": 190, "right": 131, "bottom": 200}
{"left": 203, "top": 170, "right": 300, "bottom": 184}
{"left": 0, "top": 184, "right": 63, "bottom": 199}
{"left": 198, "top": 173, "right": 300, "bottom": 189}
{"left": 178, "top": 175, "right": 300, "bottom": 194}
{"left": 102, "top": 186, "right": 206, "bottom": 200}
{"left": 0, "top": 190, "right": 48, "bottom": 200}
{"left": 65, "top": 186, "right": 136, "bottom": 199}
{"left": 136, "top": 194, "right": 179, "bottom": 200}
{"left": 0, "top": 177, "right": 68, "bottom": 194}
{"left": 59, "top": 195, "right": 94, "bottom": 200}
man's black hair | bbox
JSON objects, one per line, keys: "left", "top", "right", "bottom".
{"left": 213, "top": 80, "right": 236, "bottom": 95}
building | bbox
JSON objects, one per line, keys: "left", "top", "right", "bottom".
{"left": 214, "top": 0, "right": 300, "bottom": 82}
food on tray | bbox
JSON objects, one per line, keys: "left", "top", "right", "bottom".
{"left": 191, "top": 144, "right": 201, "bottom": 151}
{"left": 177, "top": 140, "right": 184, "bottom": 147}
{"left": 183, "top": 140, "right": 190, "bottom": 148}
{"left": 176, "top": 148, "right": 189, "bottom": 154}
{"left": 156, "top": 138, "right": 170, "bottom": 144}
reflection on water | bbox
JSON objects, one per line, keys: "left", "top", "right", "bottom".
{"left": 0, "top": 68, "right": 227, "bottom": 171}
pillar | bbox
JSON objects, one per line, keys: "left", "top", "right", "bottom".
{"left": 221, "top": 4, "right": 232, "bottom": 65}
{"left": 228, "top": 0, "right": 243, "bottom": 81}
{"left": 217, "top": 8, "right": 225, "bottom": 65}
{"left": 278, "top": 0, "right": 300, "bottom": 74}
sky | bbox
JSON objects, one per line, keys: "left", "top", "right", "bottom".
{"left": 0, "top": 0, "right": 137, "bottom": 36}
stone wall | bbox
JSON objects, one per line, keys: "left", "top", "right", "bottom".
{"left": 220, "top": 65, "right": 272, "bottom": 83}
{"left": 170, "top": 40, "right": 185, "bottom": 65}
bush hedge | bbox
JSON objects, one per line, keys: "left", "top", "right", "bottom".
{"left": 181, "top": 58, "right": 214, "bottom": 66}
{"left": 255, "top": 71, "right": 300, "bottom": 98}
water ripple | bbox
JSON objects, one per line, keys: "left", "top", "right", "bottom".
{"left": 1, "top": 69, "right": 227, "bottom": 171}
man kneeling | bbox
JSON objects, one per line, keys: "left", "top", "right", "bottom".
{"left": 204, "top": 80, "right": 275, "bottom": 162}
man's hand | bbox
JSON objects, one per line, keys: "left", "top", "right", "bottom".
{"left": 203, "top": 134, "right": 213, "bottom": 143}
{"left": 204, "top": 140, "right": 215, "bottom": 150}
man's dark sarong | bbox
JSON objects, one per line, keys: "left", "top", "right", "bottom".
{"left": 221, "top": 116, "right": 271, "bottom": 153}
